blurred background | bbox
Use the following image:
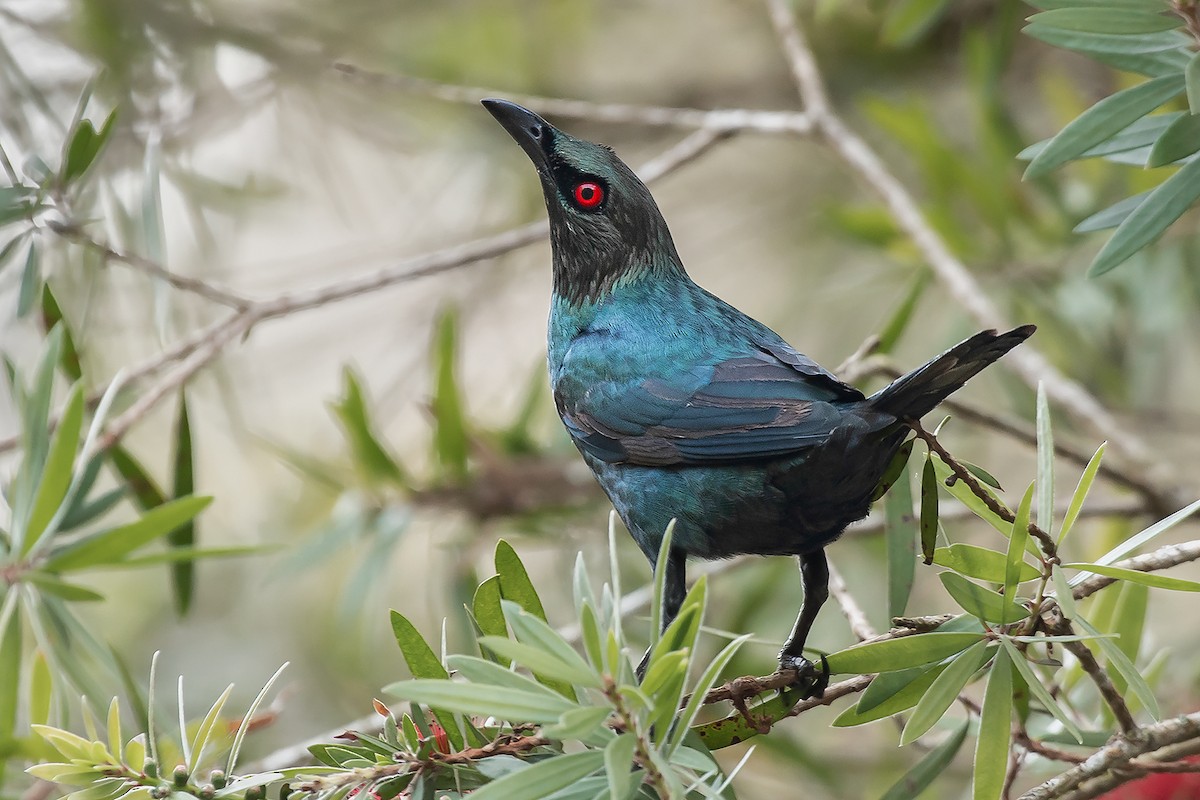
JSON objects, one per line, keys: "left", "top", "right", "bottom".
{"left": 1, "top": 0, "right": 1199, "bottom": 797}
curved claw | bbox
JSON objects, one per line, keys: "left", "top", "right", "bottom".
{"left": 778, "top": 653, "right": 829, "bottom": 700}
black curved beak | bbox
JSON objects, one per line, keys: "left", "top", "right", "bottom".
{"left": 482, "top": 98, "right": 554, "bottom": 173}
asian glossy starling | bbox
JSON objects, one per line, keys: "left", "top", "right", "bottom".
{"left": 483, "top": 98, "right": 1034, "bottom": 694}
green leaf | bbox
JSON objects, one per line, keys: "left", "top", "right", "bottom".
{"left": 472, "top": 575, "right": 507, "bottom": 640}
{"left": 1022, "top": 25, "right": 1185, "bottom": 55}
{"left": 692, "top": 684, "right": 808, "bottom": 748}
{"left": 825, "top": 632, "right": 984, "bottom": 675}
{"left": 961, "top": 461, "right": 1003, "bottom": 490}
{"left": 17, "top": 241, "right": 40, "bottom": 318}
{"left": 430, "top": 308, "right": 470, "bottom": 481}
{"left": 108, "top": 447, "right": 167, "bottom": 509}
{"left": 919, "top": 455, "right": 938, "bottom": 566}
{"left": 900, "top": 640, "right": 991, "bottom": 744}
{"left": 188, "top": 683, "right": 233, "bottom": 771}
{"left": 999, "top": 638, "right": 1082, "bottom": 742}
{"left": 1059, "top": 443, "right": 1105, "bottom": 546}
{"left": 1065, "top": 562, "right": 1200, "bottom": 591}
{"left": 495, "top": 539, "right": 548, "bottom": 622}
{"left": 1147, "top": 113, "right": 1200, "bottom": 166}
{"left": 30, "top": 650, "right": 51, "bottom": 726}
{"left": 932, "top": 544, "right": 1039, "bottom": 584}
{"left": 930, "top": 455, "right": 1011, "bottom": 534}
{"left": 1088, "top": 155, "right": 1200, "bottom": 276}
{"left": 833, "top": 664, "right": 949, "bottom": 726}
{"left": 604, "top": 733, "right": 638, "bottom": 800}
{"left": 478, "top": 635, "right": 599, "bottom": 689}
{"left": 883, "top": 718, "right": 969, "bottom": 800}
{"left": 1004, "top": 485, "right": 1035, "bottom": 623}
{"left": 330, "top": 368, "right": 404, "bottom": 485}
{"left": 650, "top": 521, "right": 677, "bottom": 648}
{"left": 383, "top": 680, "right": 573, "bottom": 723}
{"left": 0, "top": 600, "right": 21, "bottom": 743}
{"left": 886, "top": 463, "right": 916, "bottom": 618}
{"left": 877, "top": 271, "right": 930, "bottom": 353}
{"left": 390, "top": 611, "right": 448, "bottom": 679}
{"left": 42, "top": 495, "right": 213, "bottom": 572}
{"left": 541, "top": 706, "right": 611, "bottom": 741}
{"left": 1035, "top": 385, "right": 1054, "bottom": 537}
{"left": 1024, "top": 74, "right": 1185, "bottom": 178}
{"left": 1027, "top": 9, "right": 1182, "bottom": 34}
{"left": 882, "top": 0, "right": 951, "bottom": 46}
{"left": 22, "top": 383, "right": 84, "bottom": 552}
{"left": 871, "top": 437, "right": 914, "bottom": 501}
{"left": 169, "top": 394, "right": 196, "bottom": 615}
{"left": 1187, "top": 51, "right": 1200, "bottom": 113}
{"left": 675, "top": 634, "right": 751, "bottom": 752}
{"left": 1075, "top": 192, "right": 1154, "bottom": 233}
{"left": 1083, "top": 496, "right": 1200, "bottom": 576}
{"left": 939, "top": 573, "right": 1029, "bottom": 625}
{"left": 445, "top": 655, "right": 570, "bottom": 697}
{"left": 466, "top": 750, "right": 604, "bottom": 800}
{"left": 62, "top": 110, "right": 117, "bottom": 185}
{"left": 973, "top": 646, "right": 1012, "bottom": 800}
{"left": 24, "top": 572, "right": 104, "bottom": 601}
{"left": 1075, "top": 616, "right": 1160, "bottom": 720}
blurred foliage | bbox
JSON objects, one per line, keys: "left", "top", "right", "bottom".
{"left": 1, "top": 0, "right": 1199, "bottom": 799}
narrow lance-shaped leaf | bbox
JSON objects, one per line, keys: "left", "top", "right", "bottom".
{"left": 389, "top": 612, "right": 466, "bottom": 750}
{"left": 1080, "top": 496, "right": 1200, "bottom": 581}
{"left": 919, "top": 454, "right": 939, "bottom": 565}
{"left": 465, "top": 750, "right": 605, "bottom": 800}
{"left": 1075, "top": 615, "right": 1160, "bottom": 720}
{"left": 825, "top": 632, "right": 984, "bottom": 675}
{"left": 901, "top": 640, "right": 991, "bottom": 745}
{"left": 1074, "top": 192, "right": 1153, "bottom": 234}
{"left": 1065, "top": 562, "right": 1200, "bottom": 592}
{"left": 973, "top": 646, "right": 1012, "bottom": 800}
{"left": 1058, "top": 442, "right": 1105, "bottom": 546}
{"left": 872, "top": 437, "right": 914, "bottom": 501}
{"left": 941, "top": 573, "right": 1029, "bottom": 625}
{"left": 1089, "top": 155, "right": 1200, "bottom": 277}
{"left": 1004, "top": 484, "right": 1035, "bottom": 624}
{"left": 169, "top": 393, "right": 196, "bottom": 615}
{"left": 1000, "top": 638, "right": 1082, "bottom": 742}
{"left": 431, "top": 308, "right": 469, "bottom": 481}
{"left": 1025, "top": 73, "right": 1185, "bottom": 178}
{"left": 884, "top": 719, "right": 969, "bottom": 800}
{"left": 887, "top": 464, "right": 916, "bottom": 618}
{"left": 1035, "top": 383, "right": 1054, "bottom": 537}
{"left": 21, "top": 383, "right": 85, "bottom": 553}
{"left": 1186, "top": 50, "right": 1200, "bottom": 113}
{"left": 383, "top": 680, "right": 574, "bottom": 724}
{"left": 933, "top": 544, "right": 1039, "bottom": 584}
{"left": 42, "top": 495, "right": 213, "bottom": 572}
{"left": 1147, "top": 113, "right": 1200, "bottom": 167}
{"left": 17, "top": 241, "right": 40, "bottom": 318}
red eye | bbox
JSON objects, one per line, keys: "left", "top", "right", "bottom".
{"left": 573, "top": 181, "right": 604, "bottom": 209}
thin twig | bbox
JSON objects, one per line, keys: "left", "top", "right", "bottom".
{"left": 331, "top": 62, "right": 815, "bottom": 136}
{"left": 48, "top": 221, "right": 252, "bottom": 309}
{"left": 827, "top": 559, "right": 876, "bottom": 641}
{"left": 1019, "top": 712, "right": 1200, "bottom": 800}
{"left": 1044, "top": 609, "right": 1137, "bottom": 735}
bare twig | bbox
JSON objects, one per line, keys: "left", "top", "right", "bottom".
{"left": 827, "top": 559, "right": 876, "bottom": 641}
{"left": 48, "top": 221, "right": 252, "bottom": 309}
{"left": 1044, "top": 609, "right": 1137, "bottom": 735}
{"left": 1019, "top": 712, "right": 1200, "bottom": 800}
{"left": 331, "top": 62, "right": 815, "bottom": 136}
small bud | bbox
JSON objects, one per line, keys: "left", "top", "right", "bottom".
{"left": 209, "top": 770, "right": 226, "bottom": 789}
{"left": 143, "top": 759, "right": 159, "bottom": 779}
{"left": 244, "top": 787, "right": 264, "bottom": 800}
{"left": 173, "top": 765, "right": 190, "bottom": 787}
{"left": 199, "top": 784, "right": 215, "bottom": 800}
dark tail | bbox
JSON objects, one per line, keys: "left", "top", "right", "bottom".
{"left": 868, "top": 325, "right": 1036, "bottom": 419}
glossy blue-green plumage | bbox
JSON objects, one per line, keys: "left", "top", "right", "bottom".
{"left": 484, "top": 98, "right": 1033, "bottom": 680}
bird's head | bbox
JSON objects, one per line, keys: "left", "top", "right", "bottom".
{"left": 483, "top": 98, "right": 683, "bottom": 306}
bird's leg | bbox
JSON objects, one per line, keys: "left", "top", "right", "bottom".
{"left": 778, "top": 550, "right": 830, "bottom": 699}
{"left": 636, "top": 548, "right": 687, "bottom": 680}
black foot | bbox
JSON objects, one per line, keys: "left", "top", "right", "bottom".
{"left": 778, "top": 653, "right": 829, "bottom": 700}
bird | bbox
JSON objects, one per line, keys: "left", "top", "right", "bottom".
{"left": 482, "top": 97, "right": 1034, "bottom": 696}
